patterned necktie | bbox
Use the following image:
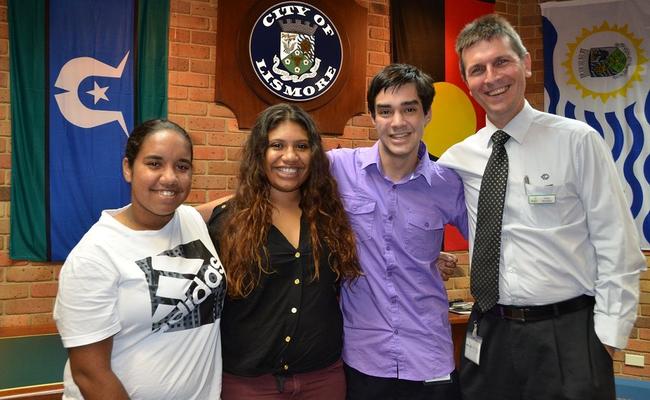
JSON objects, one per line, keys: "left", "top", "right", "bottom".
{"left": 471, "top": 130, "right": 510, "bottom": 312}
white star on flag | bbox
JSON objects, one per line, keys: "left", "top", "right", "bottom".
{"left": 86, "top": 81, "right": 109, "bottom": 104}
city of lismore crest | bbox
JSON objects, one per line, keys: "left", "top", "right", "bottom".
{"left": 249, "top": 2, "right": 342, "bottom": 101}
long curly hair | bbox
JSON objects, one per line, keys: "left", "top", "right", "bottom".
{"left": 217, "top": 103, "right": 362, "bottom": 298}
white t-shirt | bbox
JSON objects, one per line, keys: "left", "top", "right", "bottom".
{"left": 54, "top": 205, "right": 226, "bottom": 400}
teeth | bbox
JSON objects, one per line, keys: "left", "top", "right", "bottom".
{"left": 159, "top": 190, "right": 176, "bottom": 197}
{"left": 278, "top": 167, "right": 298, "bottom": 173}
{"left": 488, "top": 86, "right": 508, "bottom": 96}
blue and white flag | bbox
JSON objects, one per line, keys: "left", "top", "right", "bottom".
{"left": 541, "top": 0, "right": 650, "bottom": 249}
{"left": 9, "top": 0, "right": 168, "bottom": 261}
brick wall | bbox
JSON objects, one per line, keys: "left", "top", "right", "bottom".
{"left": 0, "top": 0, "right": 648, "bottom": 380}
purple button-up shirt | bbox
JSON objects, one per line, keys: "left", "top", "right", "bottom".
{"left": 328, "top": 142, "right": 468, "bottom": 381}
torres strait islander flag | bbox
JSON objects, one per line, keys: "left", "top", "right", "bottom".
{"left": 8, "top": 0, "right": 169, "bottom": 261}
{"left": 541, "top": 0, "right": 650, "bottom": 249}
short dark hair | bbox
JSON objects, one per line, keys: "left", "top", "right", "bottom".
{"left": 367, "top": 63, "right": 435, "bottom": 118}
{"left": 124, "top": 119, "right": 192, "bottom": 166}
{"left": 455, "top": 14, "right": 528, "bottom": 80}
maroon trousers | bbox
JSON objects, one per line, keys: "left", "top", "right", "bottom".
{"left": 221, "top": 359, "right": 345, "bottom": 400}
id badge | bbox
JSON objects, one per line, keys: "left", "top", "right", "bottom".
{"left": 464, "top": 321, "right": 483, "bottom": 365}
{"left": 528, "top": 194, "right": 556, "bottom": 204}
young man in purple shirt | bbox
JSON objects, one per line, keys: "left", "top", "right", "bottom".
{"left": 328, "top": 63, "right": 468, "bottom": 400}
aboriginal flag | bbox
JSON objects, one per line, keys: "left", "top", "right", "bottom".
{"left": 391, "top": 0, "right": 495, "bottom": 250}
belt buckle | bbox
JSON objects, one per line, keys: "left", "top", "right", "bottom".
{"left": 508, "top": 307, "right": 527, "bottom": 322}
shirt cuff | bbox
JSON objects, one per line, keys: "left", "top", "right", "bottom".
{"left": 593, "top": 312, "right": 634, "bottom": 350}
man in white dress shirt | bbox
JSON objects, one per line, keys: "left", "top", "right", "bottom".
{"left": 438, "top": 14, "right": 646, "bottom": 400}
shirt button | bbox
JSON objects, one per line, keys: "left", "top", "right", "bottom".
{"left": 394, "top": 329, "right": 398, "bottom": 334}
{"left": 386, "top": 245, "right": 391, "bottom": 251}
{"left": 294, "top": 252, "right": 300, "bottom": 258}
{"left": 285, "top": 336, "right": 291, "bottom": 342}
{"left": 294, "top": 278, "right": 300, "bottom": 285}
{"left": 424, "top": 222, "right": 429, "bottom": 227}
{"left": 388, "top": 215, "right": 393, "bottom": 221}
{"left": 291, "top": 307, "right": 297, "bottom": 313}
{"left": 284, "top": 364, "right": 289, "bottom": 370}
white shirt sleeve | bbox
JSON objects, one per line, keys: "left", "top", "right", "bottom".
{"left": 54, "top": 254, "right": 122, "bottom": 348}
{"left": 578, "top": 130, "right": 646, "bottom": 349}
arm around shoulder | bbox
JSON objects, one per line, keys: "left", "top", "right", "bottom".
{"left": 195, "top": 194, "right": 233, "bottom": 222}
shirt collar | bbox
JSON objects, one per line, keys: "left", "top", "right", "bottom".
{"left": 483, "top": 100, "right": 534, "bottom": 147}
{"left": 361, "top": 141, "right": 433, "bottom": 185}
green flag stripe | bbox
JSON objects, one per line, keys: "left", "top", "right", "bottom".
{"left": 9, "top": 0, "right": 47, "bottom": 260}
{"left": 137, "top": 0, "right": 169, "bottom": 123}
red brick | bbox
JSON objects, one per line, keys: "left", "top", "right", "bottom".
{"left": 4, "top": 298, "right": 54, "bottom": 314}
{"left": 207, "top": 161, "right": 239, "bottom": 176}
{"left": 0, "top": 283, "right": 28, "bottom": 299}
{"left": 352, "top": 115, "right": 374, "bottom": 128}
{"left": 368, "top": 14, "right": 385, "bottom": 28}
{"left": 188, "top": 88, "right": 215, "bottom": 102}
{"left": 188, "top": 130, "right": 207, "bottom": 145}
{"left": 369, "top": 27, "right": 389, "bottom": 41}
{"left": 0, "top": 314, "right": 30, "bottom": 328}
{"left": 207, "top": 190, "right": 235, "bottom": 201}
{"left": 169, "top": 27, "right": 190, "bottom": 43}
{"left": 170, "top": 43, "right": 211, "bottom": 60}
{"left": 30, "top": 282, "right": 59, "bottom": 298}
{"left": 621, "top": 364, "right": 650, "bottom": 377}
{"left": 171, "top": 14, "right": 209, "bottom": 30}
{"left": 207, "top": 132, "right": 247, "bottom": 147}
{"left": 194, "top": 145, "right": 226, "bottom": 160}
{"left": 626, "top": 339, "right": 650, "bottom": 353}
{"left": 6, "top": 266, "right": 53, "bottom": 282}
{"left": 192, "top": 175, "right": 228, "bottom": 189}
{"left": 0, "top": 56, "right": 8, "bottom": 72}
{"left": 174, "top": 71, "right": 210, "bottom": 88}
{"left": 170, "top": 0, "right": 191, "bottom": 14}
{"left": 168, "top": 57, "right": 190, "bottom": 72}
{"left": 169, "top": 85, "right": 188, "bottom": 100}
{"left": 186, "top": 190, "right": 207, "bottom": 204}
{"left": 368, "top": 51, "right": 389, "bottom": 66}
{"left": 0, "top": 153, "right": 9, "bottom": 168}
{"left": 639, "top": 328, "right": 650, "bottom": 340}
{"left": 208, "top": 104, "right": 235, "bottom": 118}
{"left": 29, "top": 313, "right": 55, "bottom": 326}
{"left": 342, "top": 126, "right": 369, "bottom": 140}
{"left": 367, "top": 39, "right": 385, "bottom": 52}
{"left": 191, "top": 3, "right": 218, "bottom": 17}
{"left": 169, "top": 100, "right": 207, "bottom": 116}
{"left": 188, "top": 117, "right": 225, "bottom": 132}
{"left": 0, "top": 40, "right": 6, "bottom": 56}
{"left": 226, "top": 147, "right": 242, "bottom": 161}
{"left": 191, "top": 31, "right": 216, "bottom": 46}
{"left": 190, "top": 59, "right": 216, "bottom": 75}
{"left": 192, "top": 160, "right": 208, "bottom": 175}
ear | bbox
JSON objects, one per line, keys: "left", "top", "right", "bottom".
{"left": 424, "top": 109, "right": 432, "bottom": 125}
{"left": 122, "top": 157, "right": 133, "bottom": 183}
{"left": 524, "top": 52, "right": 532, "bottom": 78}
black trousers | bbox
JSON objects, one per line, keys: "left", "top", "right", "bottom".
{"left": 344, "top": 364, "right": 461, "bottom": 400}
{"left": 460, "top": 304, "right": 615, "bottom": 400}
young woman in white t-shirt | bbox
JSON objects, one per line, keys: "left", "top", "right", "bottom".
{"left": 54, "top": 120, "right": 226, "bottom": 399}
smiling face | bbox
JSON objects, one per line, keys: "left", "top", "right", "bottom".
{"left": 123, "top": 129, "right": 192, "bottom": 230}
{"left": 372, "top": 82, "right": 431, "bottom": 164}
{"left": 461, "top": 35, "right": 531, "bottom": 128}
{"left": 264, "top": 120, "right": 312, "bottom": 199}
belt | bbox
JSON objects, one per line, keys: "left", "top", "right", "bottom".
{"left": 488, "top": 294, "right": 594, "bottom": 322}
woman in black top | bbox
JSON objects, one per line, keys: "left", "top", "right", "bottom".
{"left": 208, "top": 103, "right": 362, "bottom": 399}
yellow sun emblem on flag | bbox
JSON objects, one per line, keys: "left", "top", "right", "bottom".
{"left": 562, "top": 21, "right": 647, "bottom": 102}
